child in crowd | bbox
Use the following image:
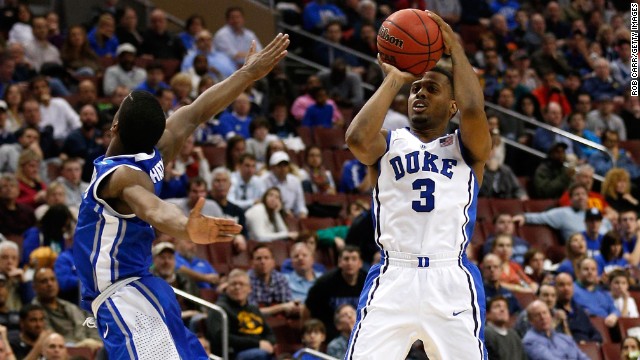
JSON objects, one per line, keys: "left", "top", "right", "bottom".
{"left": 327, "top": 304, "right": 356, "bottom": 359}
{"left": 609, "top": 269, "right": 639, "bottom": 318}
{"left": 294, "top": 319, "right": 327, "bottom": 360}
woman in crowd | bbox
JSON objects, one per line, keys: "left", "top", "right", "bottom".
{"left": 34, "top": 181, "right": 78, "bottom": 221}
{"left": 88, "top": 13, "right": 119, "bottom": 57}
{"left": 22, "top": 204, "right": 73, "bottom": 267}
{"left": 3, "top": 84, "right": 24, "bottom": 132}
{"left": 491, "top": 234, "right": 538, "bottom": 293}
{"left": 300, "top": 145, "right": 336, "bottom": 195}
{"left": 61, "top": 25, "right": 101, "bottom": 77}
{"left": 245, "top": 187, "right": 298, "bottom": 242}
{"left": 594, "top": 231, "right": 628, "bottom": 277}
{"left": 225, "top": 135, "right": 246, "bottom": 172}
{"left": 601, "top": 168, "right": 639, "bottom": 213}
{"left": 556, "top": 232, "right": 588, "bottom": 279}
{"left": 15, "top": 149, "right": 46, "bottom": 209}
{"left": 170, "top": 72, "right": 193, "bottom": 108}
{"left": 621, "top": 336, "right": 640, "bottom": 360}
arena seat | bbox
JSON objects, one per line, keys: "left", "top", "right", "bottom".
{"left": 333, "top": 149, "right": 355, "bottom": 170}
{"left": 513, "top": 291, "right": 536, "bottom": 309}
{"left": 201, "top": 145, "right": 226, "bottom": 169}
{"left": 578, "top": 342, "right": 602, "bottom": 360}
{"left": 489, "top": 198, "right": 524, "bottom": 216}
{"left": 159, "top": 58, "right": 181, "bottom": 79}
{"left": 476, "top": 198, "right": 493, "bottom": 224}
{"left": 66, "top": 346, "right": 95, "bottom": 360}
{"left": 299, "top": 217, "right": 337, "bottom": 232}
{"left": 523, "top": 199, "right": 558, "bottom": 213}
{"left": 314, "top": 127, "right": 346, "bottom": 149}
{"left": 518, "top": 225, "right": 565, "bottom": 263}
{"left": 589, "top": 316, "right": 613, "bottom": 344}
{"left": 618, "top": 317, "right": 640, "bottom": 339}
{"left": 296, "top": 126, "right": 315, "bottom": 147}
{"left": 620, "top": 140, "right": 640, "bottom": 162}
{"left": 269, "top": 316, "right": 303, "bottom": 354}
{"left": 269, "top": 240, "right": 291, "bottom": 270}
{"left": 199, "top": 288, "right": 218, "bottom": 303}
{"left": 204, "top": 242, "right": 233, "bottom": 275}
{"left": 601, "top": 342, "right": 621, "bottom": 360}
{"left": 315, "top": 246, "right": 336, "bottom": 270}
{"left": 230, "top": 250, "right": 251, "bottom": 270}
{"left": 321, "top": 149, "right": 338, "bottom": 177}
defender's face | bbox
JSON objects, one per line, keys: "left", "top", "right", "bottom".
{"left": 408, "top": 72, "right": 455, "bottom": 131}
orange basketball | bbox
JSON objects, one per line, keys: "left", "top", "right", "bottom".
{"left": 377, "top": 9, "right": 444, "bottom": 75}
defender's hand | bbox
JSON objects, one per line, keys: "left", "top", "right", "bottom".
{"left": 242, "top": 33, "right": 290, "bottom": 81}
{"left": 187, "top": 198, "right": 243, "bottom": 244}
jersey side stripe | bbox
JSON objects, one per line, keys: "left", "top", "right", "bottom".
{"left": 111, "top": 221, "right": 128, "bottom": 281}
{"left": 96, "top": 213, "right": 123, "bottom": 291}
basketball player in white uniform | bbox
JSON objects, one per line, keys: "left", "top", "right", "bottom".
{"left": 344, "top": 12, "right": 491, "bottom": 359}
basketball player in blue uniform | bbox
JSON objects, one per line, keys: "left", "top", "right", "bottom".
{"left": 344, "top": 12, "right": 491, "bottom": 359}
{"left": 72, "top": 34, "right": 289, "bottom": 359}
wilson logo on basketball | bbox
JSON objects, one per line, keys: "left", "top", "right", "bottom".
{"left": 378, "top": 26, "right": 404, "bottom": 49}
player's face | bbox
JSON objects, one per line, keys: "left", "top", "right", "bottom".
{"left": 408, "top": 72, "right": 455, "bottom": 132}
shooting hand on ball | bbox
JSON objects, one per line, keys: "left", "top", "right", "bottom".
{"left": 426, "top": 11, "right": 457, "bottom": 56}
{"left": 377, "top": 54, "right": 419, "bottom": 85}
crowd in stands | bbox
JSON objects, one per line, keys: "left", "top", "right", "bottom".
{"left": 0, "top": 0, "right": 637, "bottom": 359}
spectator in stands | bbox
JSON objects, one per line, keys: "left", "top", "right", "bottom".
{"left": 587, "top": 94, "right": 627, "bottom": 140}
{"left": 302, "top": 87, "right": 336, "bottom": 129}
{"left": 554, "top": 272, "right": 603, "bottom": 344}
{"left": 178, "top": 15, "right": 205, "bottom": 52}
{"left": 314, "top": 20, "right": 360, "bottom": 70}
{"left": 302, "top": 0, "right": 346, "bottom": 34}
{"left": 573, "top": 257, "right": 620, "bottom": 327}
{"left": 214, "top": 6, "right": 262, "bottom": 67}
{"left": 21, "top": 99, "right": 59, "bottom": 160}
{"left": 339, "top": 159, "right": 369, "bottom": 195}
{"left": 24, "top": 16, "right": 61, "bottom": 73}
{"left": 295, "top": 319, "right": 326, "bottom": 359}
{"left": 135, "top": 61, "right": 169, "bottom": 95}
{"left": 282, "top": 233, "right": 328, "bottom": 274}
{"left": 206, "top": 269, "right": 276, "bottom": 360}
{"left": 581, "top": 58, "right": 624, "bottom": 102}
{"left": 327, "top": 304, "right": 356, "bottom": 359}
{"left": 485, "top": 296, "right": 527, "bottom": 360}
{"left": 0, "top": 102, "right": 13, "bottom": 146}
{"left": 0, "top": 241, "right": 29, "bottom": 311}
{"left": 532, "top": 142, "right": 574, "bottom": 199}
{"left": 34, "top": 181, "right": 78, "bottom": 222}
{"left": 87, "top": 13, "right": 118, "bottom": 58}
{"left": 184, "top": 55, "right": 218, "bottom": 97}
{"left": 532, "top": 72, "right": 572, "bottom": 117}
{"left": 8, "top": 304, "right": 51, "bottom": 359}
{"left": 285, "top": 242, "right": 322, "bottom": 302}
{"left": 115, "top": 6, "right": 143, "bottom": 50}
{"left": 60, "top": 25, "right": 100, "bottom": 77}
{"left": 268, "top": 100, "right": 297, "bottom": 139}
{"left": 479, "top": 48, "right": 503, "bottom": 101}
{"left": 523, "top": 13, "right": 546, "bottom": 53}
{"left": 167, "top": 176, "right": 224, "bottom": 218}
{"left": 594, "top": 231, "right": 628, "bottom": 276}
{"left": 556, "top": 232, "right": 588, "bottom": 279}
{"left": 558, "top": 164, "right": 612, "bottom": 215}
{"left": 515, "top": 283, "right": 561, "bottom": 337}
{"left": 169, "top": 73, "right": 193, "bottom": 107}
{"left": 156, "top": 88, "right": 176, "bottom": 119}
{"left": 82, "top": 122, "right": 112, "bottom": 182}
{"left": 619, "top": 210, "right": 640, "bottom": 262}
{"left": 245, "top": 118, "right": 279, "bottom": 166}
{"left": 533, "top": 102, "right": 576, "bottom": 154}
{"left": 0, "top": 273, "right": 19, "bottom": 334}
{"left": 150, "top": 242, "right": 202, "bottom": 320}
{"left": 544, "top": 1, "right": 571, "bottom": 39}
{"left": 621, "top": 337, "right": 640, "bottom": 360}
{"left": 0, "top": 56, "right": 15, "bottom": 101}
{"left": 608, "top": 269, "right": 638, "bottom": 318}
{"left": 40, "top": 332, "right": 68, "bottom": 360}
{"left": 479, "top": 153, "right": 528, "bottom": 200}
{"left": 531, "top": 33, "right": 572, "bottom": 78}
{"left": 209, "top": 167, "right": 248, "bottom": 251}
{"left": 263, "top": 151, "right": 308, "bottom": 218}
{"left": 218, "top": 93, "right": 253, "bottom": 139}
{"left": 382, "top": 94, "right": 410, "bottom": 131}
{"left": 180, "top": 30, "right": 236, "bottom": 80}
{"left": 15, "top": 148, "right": 46, "bottom": 210}
{"left": 140, "top": 8, "right": 186, "bottom": 60}
{"left": 7, "top": 42, "right": 36, "bottom": 85}
{"left": 482, "top": 253, "right": 521, "bottom": 315}
{"left": 3, "top": 84, "right": 24, "bottom": 132}
{"left": 22, "top": 204, "right": 72, "bottom": 266}
{"left": 515, "top": 93, "right": 543, "bottom": 124}
{"left": 300, "top": 145, "right": 336, "bottom": 195}
{"left": 620, "top": 91, "right": 640, "bottom": 140}
{"left": 305, "top": 246, "right": 365, "bottom": 339}
{"left": 31, "top": 268, "right": 102, "bottom": 349}
{"left": 103, "top": 43, "right": 146, "bottom": 97}
{"left": 522, "top": 300, "right": 590, "bottom": 360}
{"left": 245, "top": 187, "right": 298, "bottom": 243}
{"left": 0, "top": 173, "right": 35, "bottom": 237}
{"left": 573, "top": 92, "right": 594, "bottom": 123}
{"left": 55, "top": 158, "right": 88, "bottom": 207}
{"left": 510, "top": 50, "right": 540, "bottom": 92}
{"left": 30, "top": 77, "right": 80, "bottom": 142}
{"left": 611, "top": 39, "right": 631, "bottom": 85}
{"left": 7, "top": 3, "right": 32, "bottom": 45}
{"left": 317, "top": 58, "right": 364, "bottom": 108}
{"left": 514, "top": 183, "right": 614, "bottom": 242}
{"left": 495, "top": 88, "right": 526, "bottom": 140}
{"left": 229, "top": 153, "right": 264, "bottom": 210}
{"left": 174, "top": 236, "right": 219, "bottom": 290}
{"left": 52, "top": 230, "right": 79, "bottom": 305}
{"left": 590, "top": 130, "right": 640, "bottom": 180}
{"left": 566, "top": 112, "right": 601, "bottom": 160}
{"left": 523, "top": 248, "right": 553, "bottom": 286}
{"left": 292, "top": 76, "right": 342, "bottom": 127}
{"left": 62, "top": 104, "right": 100, "bottom": 159}
{"left": 491, "top": 234, "right": 539, "bottom": 294}
{"left": 248, "top": 243, "right": 297, "bottom": 316}
{"left": 74, "top": 80, "right": 101, "bottom": 114}
{"left": 483, "top": 213, "right": 531, "bottom": 265}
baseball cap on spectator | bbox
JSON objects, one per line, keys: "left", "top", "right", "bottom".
{"left": 585, "top": 208, "right": 603, "bottom": 221}
{"left": 269, "top": 151, "right": 290, "bottom": 166}
{"left": 116, "top": 43, "right": 137, "bottom": 56}
{"left": 548, "top": 142, "right": 568, "bottom": 153}
{"left": 152, "top": 242, "right": 175, "bottom": 257}
{"left": 0, "top": 100, "right": 7, "bottom": 112}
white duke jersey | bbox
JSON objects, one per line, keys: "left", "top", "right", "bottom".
{"left": 374, "top": 128, "right": 478, "bottom": 255}
{"left": 73, "top": 149, "right": 165, "bottom": 312}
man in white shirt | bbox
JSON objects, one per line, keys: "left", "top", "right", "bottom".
{"left": 23, "top": 16, "right": 61, "bottom": 72}
{"left": 229, "top": 153, "right": 264, "bottom": 210}
{"left": 30, "top": 76, "right": 80, "bottom": 142}
{"left": 213, "top": 6, "right": 263, "bottom": 67}
{"left": 103, "top": 43, "right": 147, "bottom": 96}
{"left": 263, "top": 151, "right": 308, "bottom": 218}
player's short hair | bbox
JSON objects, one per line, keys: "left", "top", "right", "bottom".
{"left": 303, "top": 319, "right": 326, "bottom": 335}
{"left": 116, "top": 90, "right": 165, "bottom": 154}
{"left": 428, "top": 66, "right": 454, "bottom": 93}
{"left": 19, "top": 304, "right": 45, "bottom": 321}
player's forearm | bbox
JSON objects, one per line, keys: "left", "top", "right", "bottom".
{"left": 142, "top": 202, "right": 190, "bottom": 241}
{"left": 450, "top": 45, "right": 483, "bottom": 113}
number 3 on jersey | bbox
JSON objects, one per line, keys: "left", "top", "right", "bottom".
{"left": 412, "top": 178, "right": 435, "bottom": 212}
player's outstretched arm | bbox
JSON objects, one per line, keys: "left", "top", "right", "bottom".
{"left": 157, "top": 33, "right": 290, "bottom": 163}
{"left": 105, "top": 167, "right": 242, "bottom": 243}
{"left": 345, "top": 56, "right": 417, "bottom": 165}
{"left": 428, "top": 11, "right": 491, "bottom": 181}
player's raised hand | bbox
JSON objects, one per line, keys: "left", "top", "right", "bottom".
{"left": 426, "top": 10, "right": 457, "bottom": 55}
{"left": 377, "top": 54, "right": 419, "bottom": 85}
{"left": 186, "top": 198, "right": 243, "bottom": 244}
{"left": 242, "top": 33, "right": 290, "bottom": 81}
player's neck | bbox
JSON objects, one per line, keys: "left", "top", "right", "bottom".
{"left": 105, "top": 139, "right": 127, "bottom": 157}
{"left": 409, "top": 126, "right": 447, "bottom": 143}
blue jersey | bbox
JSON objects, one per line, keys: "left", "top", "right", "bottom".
{"left": 73, "top": 149, "right": 165, "bottom": 311}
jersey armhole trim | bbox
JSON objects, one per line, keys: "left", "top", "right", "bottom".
{"left": 456, "top": 130, "right": 480, "bottom": 189}
{"left": 92, "top": 164, "right": 143, "bottom": 219}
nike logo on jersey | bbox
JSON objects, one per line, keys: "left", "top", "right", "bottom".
{"left": 453, "top": 309, "right": 469, "bottom": 316}
{"left": 103, "top": 324, "right": 109, "bottom": 338}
